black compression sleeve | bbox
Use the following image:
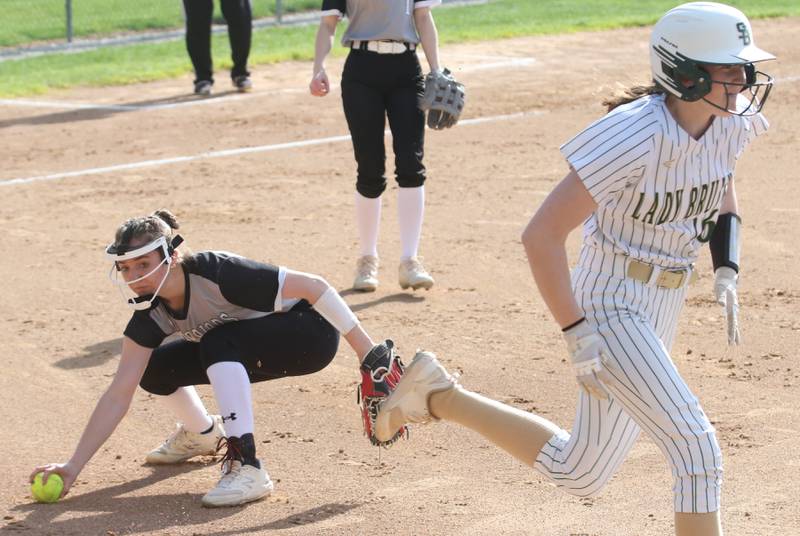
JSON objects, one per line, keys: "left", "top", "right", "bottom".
{"left": 709, "top": 213, "right": 741, "bottom": 273}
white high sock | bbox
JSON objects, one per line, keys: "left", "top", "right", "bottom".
{"left": 159, "top": 387, "right": 213, "bottom": 434}
{"left": 398, "top": 186, "right": 425, "bottom": 260}
{"left": 206, "top": 362, "right": 254, "bottom": 438}
{"left": 355, "top": 192, "right": 381, "bottom": 257}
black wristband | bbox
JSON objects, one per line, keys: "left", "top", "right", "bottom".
{"left": 709, "top": 213, "right": 741, "bottom": 273}
{"left": 561, "top": 317, "right": 586, "bottom": 332}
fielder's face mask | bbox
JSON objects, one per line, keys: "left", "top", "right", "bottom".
{"left": 105, "top": 235, "right": 184, "bottom": 310}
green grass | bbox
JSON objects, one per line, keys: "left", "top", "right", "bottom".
{"left": 435, "top": 0, "right": 799, "bottom": 41}
{"left": 3, "top": 0, "right": 319, "bottom": 47}
{"left": 1, "top": 0, "right": 797, "bottom": 97}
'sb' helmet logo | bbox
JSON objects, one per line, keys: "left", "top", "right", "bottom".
{"left": 736, "top": 22, "right": 751, "bottom": 45}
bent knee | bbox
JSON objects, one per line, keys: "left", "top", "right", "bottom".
{"left": 548, "top": 470, "right": 614, "bottom": 499}
{"left": 559, "top": 483, "right": 606, "bottom": 499}
{"left": 139, "top": 376, "right": 178, "bottom": 396}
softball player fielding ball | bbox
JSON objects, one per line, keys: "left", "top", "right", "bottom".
{"left": 30, "top": 210, "right": 408, "bottom": 507}
{"left": 309, "top": 0, "right": 445, "bottom": 292}
{"left": 375, "top": 4, "right": 774, "bottom": 535}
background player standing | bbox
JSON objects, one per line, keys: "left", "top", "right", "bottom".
{"left": 375, "top": 3, "right": 774, "bottom": 535}
{"left": 183, "top": 0, "right": 253, "bottom": 95}
{"left": 309, "top": 0, "right": 445, "bottom": 292}
{"left": 30, "top": 209, "right": 406, "bottom": 507}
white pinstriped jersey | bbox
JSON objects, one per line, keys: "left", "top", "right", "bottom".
{"left": 562, "top": 93, "right": 768, "bottom": 269}
{"left": 535, "top": 93, "right": 769, "bottom": 514}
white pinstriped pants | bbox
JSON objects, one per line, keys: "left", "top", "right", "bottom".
{"left": 533, "top": 255, "right": 722, "bottom": 514}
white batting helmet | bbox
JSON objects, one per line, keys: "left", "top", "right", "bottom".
{"left": 650, "top": 2, "right": 775, "bottom": 115}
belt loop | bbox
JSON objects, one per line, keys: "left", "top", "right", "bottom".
{"left": 646, "top": 264, "right": 662, "bottom": 286}
{"left": 686, "top": 264, "right": 697, "bottom": 287}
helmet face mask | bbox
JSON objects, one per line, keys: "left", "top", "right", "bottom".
{"left": 650, "top": 2, "right": 775, "bottom": 116}
{"left": 105, "top": 234, "right": 184, "bottom": 310}
{"left": 731, "top": 65, "right": 773, "bottom": 116}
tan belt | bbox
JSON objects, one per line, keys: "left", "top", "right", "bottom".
{"left": 627, "top": 260, "right": 698, "bottom": 289}
{"left": 350, "top": 40, "right": 416, "bottom": 54}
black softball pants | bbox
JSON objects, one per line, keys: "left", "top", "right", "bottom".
{"left": 139, "top": 301, "right": 340, "bottom": 395}
{"left": 341, "top": 49, "right": 426, "bottom": 199}
{"left": 182, "top": 0, "right": 252, "bottom": 83}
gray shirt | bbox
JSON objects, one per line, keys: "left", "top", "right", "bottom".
{"left": 321, "top": 0, "right": 441, "bottom": 45}
{"left": 124, "top": 251, "right": 299, "bottom": 348}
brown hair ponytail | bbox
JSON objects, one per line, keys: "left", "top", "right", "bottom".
{"left": 602, "top": 83, "right": 665, "bottom": 112}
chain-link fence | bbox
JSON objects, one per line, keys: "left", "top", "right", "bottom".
{"left": 4, "top": 0, "right": 320, "bottom": 48}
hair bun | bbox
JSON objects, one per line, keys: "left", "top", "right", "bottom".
{"left": 152, "top": 209, "right": 180, "bottom": 230}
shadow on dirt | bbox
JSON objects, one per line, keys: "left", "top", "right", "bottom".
{"left": 7, "top": 461, "right": 362, "bottom": 534}
{"left": 0, "top": 91, "right": 242, "bottom": 129}
{"left": 7, "top": 463, "right": 232, "bottom": 534}
{"left": 53, "top": 337, "right": 123, "bottom": 370}
{"left": 341, "top": 291, "right": 425, "bottom": 312}
{"left": 240, "top": 502, "right": 361, "bottom": 532}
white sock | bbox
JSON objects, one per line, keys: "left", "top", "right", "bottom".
{"left": 398, "top": 186, "right": 425, "bottom": 260}
{"left": 159, "top": 387, "right": 213, "bottom": 434}
{"left": 355, "top": 192, "right": 381, "bottom": 257}
{"left": 205, "top": 361, "right": 254, "bottom": 438}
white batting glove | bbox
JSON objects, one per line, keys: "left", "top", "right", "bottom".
{"left": 562, "top": 319, "right": 611, "bottom": 399}
{"left": 714, "top": 267, "right": 741, "bottom": 345}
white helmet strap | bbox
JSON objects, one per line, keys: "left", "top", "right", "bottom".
{"left": 105, "top": 235, "right": 184, "bottom": 310}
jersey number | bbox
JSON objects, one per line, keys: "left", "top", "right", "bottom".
{"left": 695, "top": 209, "right": 718, "bottom": 243}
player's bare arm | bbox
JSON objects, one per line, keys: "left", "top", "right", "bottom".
{"left": 522, "top": 168, "right": 596, "bottom": 328}
{"left": 310, "top": 15, "right": 338, "bottom": 96}
{"left": 414, "top": 8, "right": 440, "bottom": 72}
{"left": 281, "top": 269, "right": 376, "bottom": 359}
{"left": 30, "top": 337, "right": 152, "bottom": 498}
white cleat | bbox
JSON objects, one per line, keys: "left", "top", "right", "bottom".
{"left": 145, "top": 415, "right": 224, "bottom": 464}
{"left": 374, "top": 350, "right": 457, "bottom": 443}
{"left": 353, "top": 255, "right": 379, "bottom": 292}
{"left": 201, "top": 460, "right": 274, "bottom": 508}
{"left": 398, "top": 257, "right": 434, "bottom": 290}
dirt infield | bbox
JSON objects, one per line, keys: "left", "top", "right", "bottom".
{"left": 1, "top": 18, "right": 798, "bottom": 536}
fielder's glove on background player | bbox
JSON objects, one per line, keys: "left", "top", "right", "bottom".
{"left": 358, "top": 340, "right": 407, "bottom": 447}
{"left": 714, "top": 266, "right": 741, "bottom": 345}
{"left": 563, "top": 319, "right": 612, "bottom": 399}
{"left": 419, "top": 68, "right": 465, "bottom": 130}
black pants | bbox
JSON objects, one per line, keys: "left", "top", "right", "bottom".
{"left": 183, "top": 0, "right": 252, "bottom": 83}
{"left": 341, "top": 49, "right": 426, "bottom": 199}
{"left": 139, "top": 301, "right": 339, "bottom": 395}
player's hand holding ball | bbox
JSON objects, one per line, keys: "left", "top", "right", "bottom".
{"left": 562, "top": 318, "right": 611, "bottom": 399}
{"left": 29, "top": 463, "right": 77, "bottom": 502}
{"left": 713, "top": 266, "right": 741, "bottom": 345}
{"left": 309, "top": 69, "right": 330, "bottom": 97}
